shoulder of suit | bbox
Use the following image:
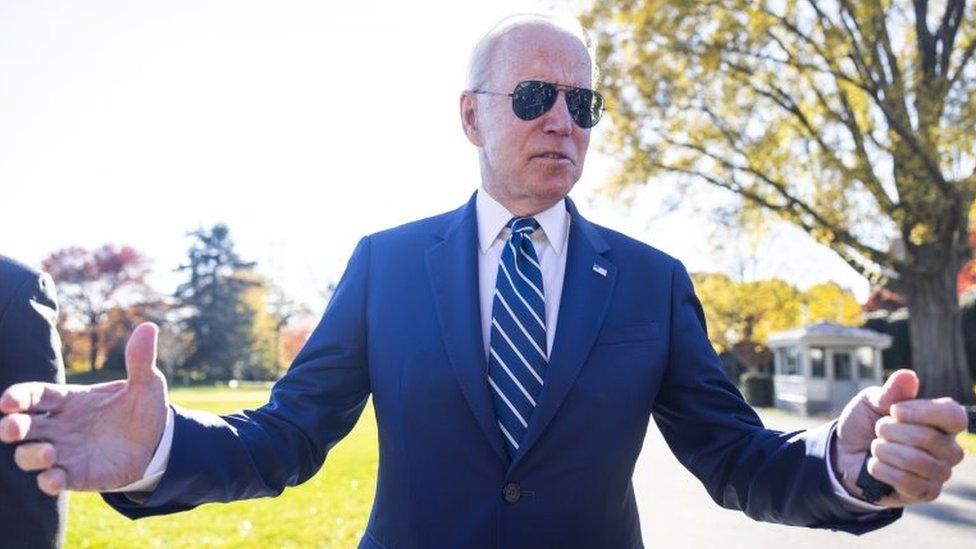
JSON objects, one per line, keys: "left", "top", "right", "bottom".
{"left": 364, "top": 203, "right": 466, "bottom": 246}
{"left": 584, "top": 221, "right": 681, "bottom": 267}
{"left": 0, "top": 255, "right": 48, "bottom": 320}
{"left": 0, "top": 255, "right": 41, "bottom": 293}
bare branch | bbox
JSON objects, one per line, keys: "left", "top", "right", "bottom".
{"left": 648, "top": 131, "right": 897, "bottom": 271}
{"left": 648, "top": 161, "right": 895, "bottom": 282}
{"left": 947, "top": 35, "right": 976, "bottom": 88}
{"left": 936, "top": 0, "right": 967, "bottom": 76}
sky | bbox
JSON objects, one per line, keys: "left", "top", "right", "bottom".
{"left": 0, "top": 0, "right": 870, "bottom": 314}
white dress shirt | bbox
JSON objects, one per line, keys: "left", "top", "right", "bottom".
{"left": 116, "top": 187, "right": 880, "bottom": 513}
{"left": 476, "top": 186, "right": 570, "bottom": 358}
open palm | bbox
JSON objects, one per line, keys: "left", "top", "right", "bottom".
{"left": 0, "top": 323, "right": 168, "bottom": 495}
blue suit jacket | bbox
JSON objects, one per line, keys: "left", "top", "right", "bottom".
{"left": 106, "top": 194, "right": 899, "bottom": 547}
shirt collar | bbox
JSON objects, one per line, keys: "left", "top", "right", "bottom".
{"left": 476, "top": 186, "right": 569, "bottom": 256}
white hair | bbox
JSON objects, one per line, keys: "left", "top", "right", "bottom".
{"left": 465, "top": 13, "right": 597, "bottom": 90}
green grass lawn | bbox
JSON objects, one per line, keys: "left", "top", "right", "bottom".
{"left": 66, "top": 386, "right": 377, "bottom": 548}
{"left": 59, "top": 383, "right": 976, "bottom": 546}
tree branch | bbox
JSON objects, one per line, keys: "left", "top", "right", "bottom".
{"left": 648, "top": 131, "right": 898, "bottom": 272}
{"left": 648, "top": 161, "right": 895, "bottom": 283}
{"left": 719, "top": 60, "right": 899, "bottom": 215}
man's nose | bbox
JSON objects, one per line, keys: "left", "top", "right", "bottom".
{"left": 541, "top": 92, "right": 574, "bottom": 135}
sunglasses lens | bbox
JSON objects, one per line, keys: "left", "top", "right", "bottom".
{"left": 566, "top": 88, "right": 603, "bottom": 129}
{"left": 512, "top": 81, "right": 557, "bottom": 121}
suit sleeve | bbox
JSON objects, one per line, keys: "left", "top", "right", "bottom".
{"left": 0, "top": 271, "right": 67, "bottom": 548}
{"left": 104, "top": 237, "right": 373, "bottom": 518}
{"left": 650, "top": 260, "right": 900, "bottom": 534}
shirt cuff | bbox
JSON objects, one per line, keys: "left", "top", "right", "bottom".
{"left": 825, "top": 424, "right": 887, "bottom": 513}
{"left": 104, "top": 406, "right": 175, "bottom": 494}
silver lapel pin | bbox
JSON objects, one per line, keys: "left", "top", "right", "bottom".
{"left": 592, "top": 264, "right": 607, "bottom": 277}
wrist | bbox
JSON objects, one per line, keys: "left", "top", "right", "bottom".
{"left": 831, "top": 433, "right": 867, "bottom": 498}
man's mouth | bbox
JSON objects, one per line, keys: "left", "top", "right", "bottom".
{"left": 533, "top": 152, "right": 573, "bottom": 163}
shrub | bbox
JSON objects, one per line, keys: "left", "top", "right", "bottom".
{"left": 740, "top": 372, "right": 774, "bottom": 407}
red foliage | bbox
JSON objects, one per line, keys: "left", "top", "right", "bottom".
{"left": 863, "top": 287, "right": 907, "bottom": 313}
{"left": 42, "top": 245, "right": 152, "bottom": 370}
{"left": 280, "top": 325, "right": 312, "bottom": 367}
{"left": 959, "top": 260, "right": 976, "bottom": 297}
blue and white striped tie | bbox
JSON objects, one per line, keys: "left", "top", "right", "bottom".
{"left": 488, "top": 216, "right": 547, "bottom": 458}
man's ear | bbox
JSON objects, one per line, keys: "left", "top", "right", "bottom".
{"left": 460, "top": 91, "right": 484, "bottom": 147}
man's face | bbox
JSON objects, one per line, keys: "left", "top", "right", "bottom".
{"left": 465, "top": 25, "right": 592, "bottom": 212}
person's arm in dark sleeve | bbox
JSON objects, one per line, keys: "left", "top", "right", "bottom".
{"left": 651, "top": 260, "right": 900, "bottom": 534}
{"left": 0, "top": 269, "right": 68, "bottom": 548}
{"left": 103, "top": 237, "right": 373, "bottom": 518}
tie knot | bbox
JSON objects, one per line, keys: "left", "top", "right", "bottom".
{"left": 507, "top": 217, "right": 540, "bottom": 236}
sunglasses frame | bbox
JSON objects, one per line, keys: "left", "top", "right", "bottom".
{"left": 470, "top": 80, "right": 604, "bottom": 129}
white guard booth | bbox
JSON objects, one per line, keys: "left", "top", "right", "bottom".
{"left": 767, "top": 322, "right": 892, "bottom": 416}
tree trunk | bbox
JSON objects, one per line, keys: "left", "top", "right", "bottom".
{"left": 88, "top": 328, "right": 99, "bottom": 372}
{"left": 902, "top": 267, "right": 976, "bottom": 404}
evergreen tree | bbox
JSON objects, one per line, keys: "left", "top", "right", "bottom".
{"left": 175, "top": 224, "right": 259, "bottom": 381}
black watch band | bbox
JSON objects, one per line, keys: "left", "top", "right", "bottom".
{"left": 854, "top": 444, "right": 893, "bottom": 504}
{"left": 967, "top": 405, "right": 976, "bottom": 434}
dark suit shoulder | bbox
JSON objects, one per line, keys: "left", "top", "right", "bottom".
{"left": 588, "top": 223, "right": 680, "bottom": 269}
{"left": 0, "top": 255, "right": 44, "bottom": 319}
{"left": 366, "top": 202, "right": 466, "bottom": 247}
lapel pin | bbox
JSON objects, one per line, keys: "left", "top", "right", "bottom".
{"left": 592, "top": 264, "right": 607, "bottom": 277}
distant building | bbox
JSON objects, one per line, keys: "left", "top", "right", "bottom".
{"left": 767, "top": 322, "right": 891, "bottom": 416}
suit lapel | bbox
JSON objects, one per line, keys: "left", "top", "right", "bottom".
{"left": 509, "top": 197, "right": 616, "bottom": 471}
{"left": 426, "top": 193, "right": 508, "bottom": 464}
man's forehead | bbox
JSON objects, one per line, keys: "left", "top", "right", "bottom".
{"left": 494, "top": 27, "right": 592, "bottom": 85}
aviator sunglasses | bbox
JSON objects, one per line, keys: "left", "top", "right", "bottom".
{"left": 471, "top": 80, "right": 605, "bottom": 129}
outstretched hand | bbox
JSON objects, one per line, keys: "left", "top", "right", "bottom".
{"left": 832, "top": 369, "right": 967, "bottom": 506}
{"left": 0, "top": 322, "right": 168, "bottom": 495}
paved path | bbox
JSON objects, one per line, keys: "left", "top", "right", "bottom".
{"left": 634, "top": 409, "right": 976, "bottom": 548}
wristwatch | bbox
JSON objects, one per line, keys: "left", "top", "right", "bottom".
{"left": 967, "top": 405, "right": 976, "bottom": 434}
{"left": 855, "top": 444, "right": 893, "bottom": 504}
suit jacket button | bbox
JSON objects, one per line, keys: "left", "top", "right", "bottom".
{"left": 503, "top": 483, "right": 521, "bottom": 503}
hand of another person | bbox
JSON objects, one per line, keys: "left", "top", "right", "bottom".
{"left": 0, "top": 323, "right": 168, "bottom": 495}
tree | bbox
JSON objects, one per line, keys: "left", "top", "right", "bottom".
{"left": 584, "top": 1, "right": 976, "bottom": 402}
{"left": 805, "top": 281, "right": 863, "bottom": 325}
{"left": 175, "top": 224, "right": 259, "bottom": 381}
{"left": 692, "top": 272, "right": 862, "bottom": 372}
{"left": 42, "top": 245, "right": 150, "bottom": 371}
{"left": 237, "top": 275, "right": 307, "bottom": 380}
{"left": 692, "top": 272, "right": 801, "bottom": 357}
{"left": 957, "top": 226, "right": 976, "bottom": 294}
{"left": 264, "top": 284, "right": 311, "bottom": 377}
{"left": 280, "top": 323, "right": 313, "bottom": 371}
{"left": 100, "top": 298, "right": 175, "bottom": 372}
{"left": 863, "top": 286, "right": 908, "bottom": 313}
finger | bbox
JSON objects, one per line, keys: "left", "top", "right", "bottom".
{"left": 891, "top": 398, "right": 968, "bottom": 435}
{"left": 14, "top": 442, "right": 57, "bottom": 472}
{"left": 874, "top": 417, "right": 965, "bottom": 467}
{"left": 36, "top": 467, "right": 67, "bottom": 496}
{"left": 868, "top": 457, "right": 941, "bottom": 502}
{"left": 872, "top": 439, "right": 951, "bottom": 483}
{"left": 125, "top": 322, "right": 159, "bottom": 386}
{"left": 868, "top": 369, "right": 919, "bottom": 414}
{"left": 0, "top": 413, "right": 54, "bottom": 443}
{"left": 0, "top": 383, "right": 66, "bottom": 414}
{"left": 876, "top": 416, "right": 965, "bottom": 465}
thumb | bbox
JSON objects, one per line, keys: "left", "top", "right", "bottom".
{"left": 871, "top": 368, "right": 919, "bottom": 413}
{"left": 125, "top": 322, "right": 159, "bottom": 386}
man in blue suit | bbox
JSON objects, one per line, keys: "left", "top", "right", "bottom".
{"left": 1, "top": 14, "right": 970, "bottom": 548}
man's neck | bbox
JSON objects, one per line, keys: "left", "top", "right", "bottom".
{"left": 481, "top": 185, "right": 561, "bottom": 217}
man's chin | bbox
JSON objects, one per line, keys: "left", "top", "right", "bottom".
{"left": 527, "top": 177, "right": 576, "bottom": 201}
